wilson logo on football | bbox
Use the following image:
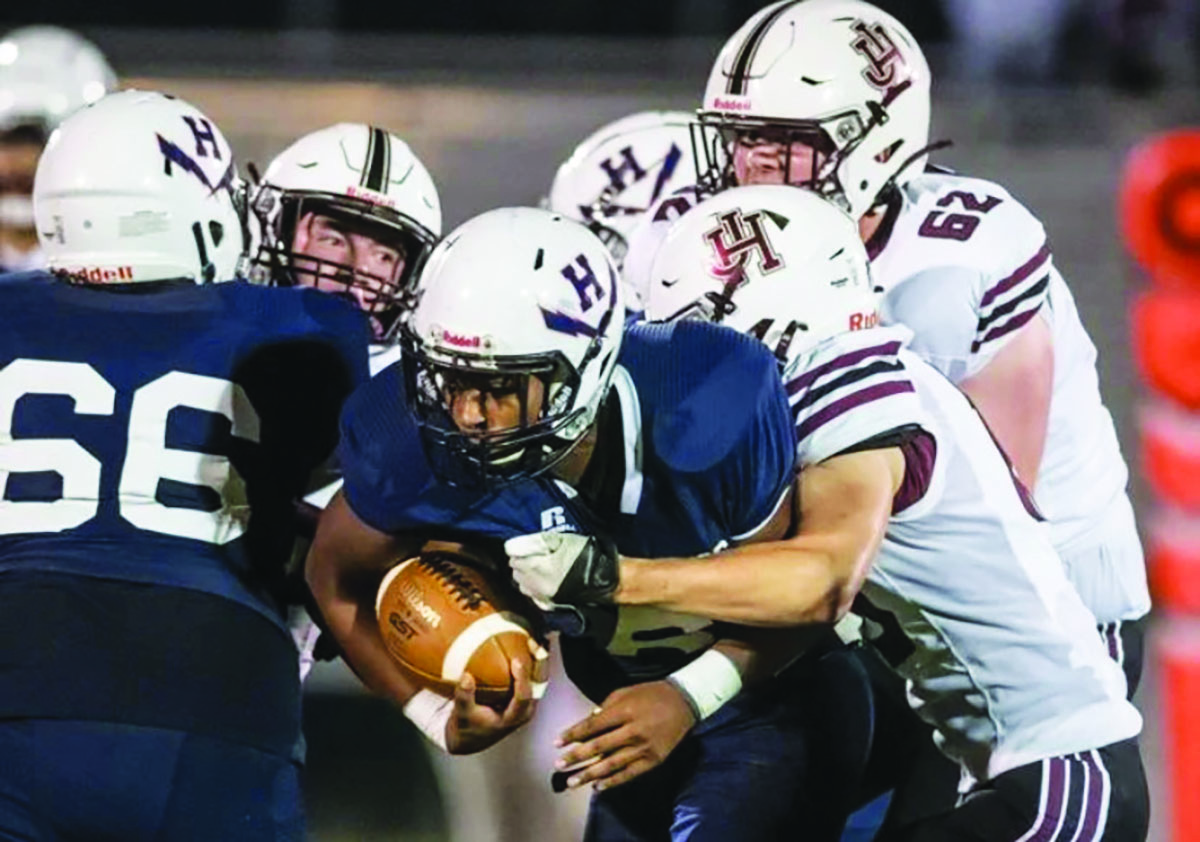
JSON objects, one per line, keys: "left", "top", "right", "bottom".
{"left": 703, "top": 210, "right": 784, "bottom": 280}
{"left": 399, "top": 580, "right": 443, "bottom": 628}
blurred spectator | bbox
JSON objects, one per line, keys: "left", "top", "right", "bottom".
{"left": 941, "top": 0, "right": 1169, "bottom": 91}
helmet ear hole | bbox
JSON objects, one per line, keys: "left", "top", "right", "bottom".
{"left": 209, "top": 221, "right": 225, "bottom": 247}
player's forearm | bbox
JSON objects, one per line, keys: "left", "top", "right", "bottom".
{"left": 304, "top": 492, "right": 425, "bottom": 708}
{"left": 712, "top": 625, "right": 827, "bottom": 683}
{"left": 308, "top": 566, "right": 423, "bottom": 706}
{"left": 616, "top": 541, "right": 853, "bottom": 628}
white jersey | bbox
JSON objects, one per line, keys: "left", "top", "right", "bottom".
{"left": 873, "top": 170, "right": 1148, "bottom": 623}
{"left": 626, "top": 176, "right": 1150, "bottom": 623}
{"left": 784, "top": 326, "right": 1141, "bottom": 785}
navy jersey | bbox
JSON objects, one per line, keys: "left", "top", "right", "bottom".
{"left": 0, "top": 271, "right": 369, "bottom": 756}
{"left": 339, "top": 321, "right": 795, "bottom": 699}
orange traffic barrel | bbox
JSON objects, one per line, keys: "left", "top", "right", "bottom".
{"left": 1147, "top": 506, "right": 1200, "bottom": 613}
{"left": 1121, "top": 129, "right": 1200, "bottom": 289}
{"left": 1140, "top": 399, "right": 1200, "bottom": 507}
{"left": 1133, "top": 291, "right": 1200, "bottom": 409}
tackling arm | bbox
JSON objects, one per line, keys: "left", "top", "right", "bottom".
{"left": 615, "top": 448, "right": 904, "bottom": 627}
{"left": 710, "top": 483, "right": 829, "bottom": 682}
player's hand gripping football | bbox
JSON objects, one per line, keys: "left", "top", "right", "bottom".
{"left": 552, "top": 680, "right": 697, "bottom": 791}
{"left": 444, "top": 639, "right": 545, "bottom": 755}
{"left": 505, "top": 531, "right": 620, "bottom": 610}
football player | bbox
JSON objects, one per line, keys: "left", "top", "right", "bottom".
{"left": 247, "top": 123, "right": 443, "bottom": 679}
{"left": 509, "top": 186, "right": 1149, "bottom": 841}
{"left": 0, "top": 26, "right": 116, "bottom": 273}
{"left": 625, "top": 0, "right": 1150, "bottom": 694}
{"left": 249, "top": 122, "right": 442, "bottom": 371}
{"left": 307, "top": 207, "right": 877, "bottom": 840}
{"left": 250, "top": 124, "right": 572, "bottom": 842}
{"left": 0, "top": 91, "right": 368, "bottom": 840}
{"left": 545, "top": 110, "right": 699, "bottom": 309}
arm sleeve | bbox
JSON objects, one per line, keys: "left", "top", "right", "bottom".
{"left": 784, "top": 329, "right": 930, "bottom": 469}
{"left": 880, "top": 265, "right": 985, "bottom": 384}
{"left": 967, "top": 243, "right": 1053, "bottom": 378}
{"left": 883, "top": 198, "right": 1053, "bottom": 383}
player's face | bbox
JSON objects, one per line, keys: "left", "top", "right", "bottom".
{"left": 444, "top": 373, "right": 546, "bottom": 436}
{"left": 732, "top": 128, "right": 825, "bottom": 188}
{"left": 291, "top": 211, "right": 407, "bottom": 327}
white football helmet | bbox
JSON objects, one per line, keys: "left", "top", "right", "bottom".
{"left": 34, "top": 90, "right": 247, "bottom": 284}
{"left": 402, "top": 207, "right": 624, "bottom": 487}
{"left": 0, "top": 26, "right": 117, "bottom": 136}
{"left": 250, "top": 123, "right": 442, "bottom": 341}
{"left": 695, "top": 0, "right": 931, "bottom": 219}
{"left": 546, "top": 111, "right": 700, "bottom": 266}
{"left": 645, "top": 185, "right": 878, "bottom": 364}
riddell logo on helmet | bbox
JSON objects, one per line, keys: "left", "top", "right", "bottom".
{"left": 345, "top": 185, "right": 397, "bottom": 208}
{"left": 711, "top": 97, "right": 753, "bottom": 112}
{"left": 61, "top": 266, "right": 135, "bottom": 283}
{"left": 442, "top": 329, "right": 482, "bottom": 348}
{"left": 849, "top": 311, "right": 879, "bottom": 330}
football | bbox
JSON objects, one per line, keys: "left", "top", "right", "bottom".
{"left": 375, "top": 544, "right": 546, "bottom": 708}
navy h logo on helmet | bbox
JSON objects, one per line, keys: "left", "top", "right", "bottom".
{"left": 181, "top": 116, "right": 221, "bottom": 159}
{"left": 598, "top": 146, "right": 647, "bottom": 194}
{"left": 158, "top": 118, "right": 234, "bottom": 194}
{"left": 560, "top": 253, "right": 606, "bottom": 312}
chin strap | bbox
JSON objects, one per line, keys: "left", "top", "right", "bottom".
{"left": 191, "top": 222, "right": 216, "bottom": 284}
{"left": 874, "top": 138, "right": 954, "bottom": 206}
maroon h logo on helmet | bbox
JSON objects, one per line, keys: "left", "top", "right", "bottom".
{"left": 850, "top": 20, "right": 906, "bottom": 90}
{"left": 703, "top": 210, "right": 783, "bottom": 281}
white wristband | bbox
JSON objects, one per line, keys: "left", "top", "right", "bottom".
{"left": 666, "top": 649, "right": 743, "bottom": 721}
{"left": 403, "top": 688, "right": 453, "bottom": 752}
